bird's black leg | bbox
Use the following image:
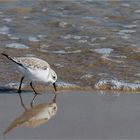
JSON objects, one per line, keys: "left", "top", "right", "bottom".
{"left": 30, "top": 81, "right": 38, "bottom": 94}
{"left": 18, "top": 76, "right": 24, "bottom": 93}
{"left": 30, "top": 82, "right": 40, "bottom": 108}
{"left": 17, "top": 76, "right": 27, "bottom": 110}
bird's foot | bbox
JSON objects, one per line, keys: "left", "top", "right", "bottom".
{"left": 34, "top": 92, "right": 42, "bottom": 95}
{"left": 17, "top": 89, "right": 21, "bottom": 93}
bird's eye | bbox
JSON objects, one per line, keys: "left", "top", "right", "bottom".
{"left": 53, "top": 76, "right": 55, "bottom": 80}
{"left": 53, "top": 106, "right": 56, "bottom": 110}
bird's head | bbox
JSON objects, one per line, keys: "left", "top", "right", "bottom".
{"left": 50, "top": 69, "right": 57, "bottom": 91}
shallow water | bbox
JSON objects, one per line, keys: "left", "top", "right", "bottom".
{"left": 0, "top": 1, "right": 140, "bottom": 92}
{"left": 1, "top": 91, "right": 140, "bottom": 139}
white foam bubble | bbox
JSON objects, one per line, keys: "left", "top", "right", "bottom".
{"left": 130, "top": 45, "right": 140, "bottom": 52}
{"left": 110, "top": 55, "right": 127, "bottom": 59}
{"left": 63, "top": 34, "right": 72, "bottom": 39}
{"left": 6, "top": 82, "right": 26, "bottom": 89}
{"left": 37, "top": 34, "right": 47, "bottom": 38}
{"left": 91, "top": 37, "right": 97, "bottom": 42}
{"left": 58, "top": 21, "right": 68, "bottom": 28}
{"left": 91, "top": 48, "right": 113, "bottom": 55}
{"left": 123, "top": 24, "right": 137, "bottom": 28}
{"left": 117, "top": 30, "right": 134, "bottom": 39}
{"left": 42, "top": 8, "right": 47, "bottom": 12}
{"left": 98, "top": 73, "right": 109, "bottom": 76}
{"left": 80, "top": 74, "right": 93, "bottom": 80}
{"left": 63, "top": 34, "right": 82, "bottom": 40}
{"left": 56, "top": 81, "right": 79, "bottom": 89}
{"left": 95, "top": 78, "right": 140, "bottom": 92}
{"left": 78, "top": 39, "right": 88, "bottom": 43}
{"left": 0, "top": 26, "right": 9, "bottom": 35}
{"left": 23, "top": 16, "right": 30, "bottom": 19}
{"left": 119, "top": 30, "right": 136, "bottom": 34}
{"left": 120, "top": 3, "right": 130, "bottom": 7}
{"left": 134, "top": 9, "right": 140, "bottom": 13}
{"left": 0, "top": 12, "right": 4, "bottom": 17}
{"left": 6, "top": 43, "right": 29, "bottom": 49}
{"left": 135, "top": 73, "right": 140, "bottom": 77}
{"left": 99, "top": 37, "right": 106, "bottom": 40}
{"left": 40, "top": 44, "right": 51, "bottom": 49}
{"left": 3, "top": 18, "right": 12, "bottom": 22}
{"left": 53, "top": 63, "right": 64, "bottom": 68}
{"left": 42, "top": 50, "right": 81, "bottom": 54}
{"left": 28, "top": 36, "right": 40, "bottom": 42}
{"left": 88, "top": 43, "right": 100, "bottom": 46}
{"left": 8, "top": 34, "right": 20, "bottom": 40}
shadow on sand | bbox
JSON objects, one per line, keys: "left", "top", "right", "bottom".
{"left": 0, "top": 86, "right": 30, "bottom": 94}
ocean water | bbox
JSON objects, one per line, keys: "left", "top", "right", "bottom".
{"left": 0, "top": 0, "right": 140, "bottom": 92}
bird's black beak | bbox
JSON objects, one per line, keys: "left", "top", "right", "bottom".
{"left": 53, "top": 83, "right": 57, "bottom": 91}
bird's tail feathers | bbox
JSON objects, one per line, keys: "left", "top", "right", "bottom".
{"left": 1, "top": 53, "right": 23, "bottom": 67}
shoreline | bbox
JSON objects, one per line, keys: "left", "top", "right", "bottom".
{"left": 0, "top": 84, "right": 140, "bottom": 95}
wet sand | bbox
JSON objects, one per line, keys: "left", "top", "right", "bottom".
{"left": 0, "top": 0, "right": 140, "bottom": 92}
{"left": 1, "top": 91, "right": 140, "bottom": 139}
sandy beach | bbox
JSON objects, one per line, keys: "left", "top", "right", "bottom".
{"left": 0, "top": 0, "right": 140, "bottom": 139}
{"left": 0, "top": 90, "right": 140, "bottom": 139}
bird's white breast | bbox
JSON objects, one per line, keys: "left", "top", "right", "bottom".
{"left": 18, "top": 66, "right": 50, "bottom": 83}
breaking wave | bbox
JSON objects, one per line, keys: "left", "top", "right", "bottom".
{"left": 95, "top": 78, "right": 140, "bottom": 92}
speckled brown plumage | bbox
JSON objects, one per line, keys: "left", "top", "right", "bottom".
{"left": 13, "top": 57, "right": 50, "bottom": 70}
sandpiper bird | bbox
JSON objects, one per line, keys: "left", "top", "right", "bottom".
{"left": 2, "top": 53, "right": 57, "bottom": 107}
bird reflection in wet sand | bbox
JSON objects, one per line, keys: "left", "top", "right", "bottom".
{"left": 3, "top": 94, "right": 57, "bottom": 135}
